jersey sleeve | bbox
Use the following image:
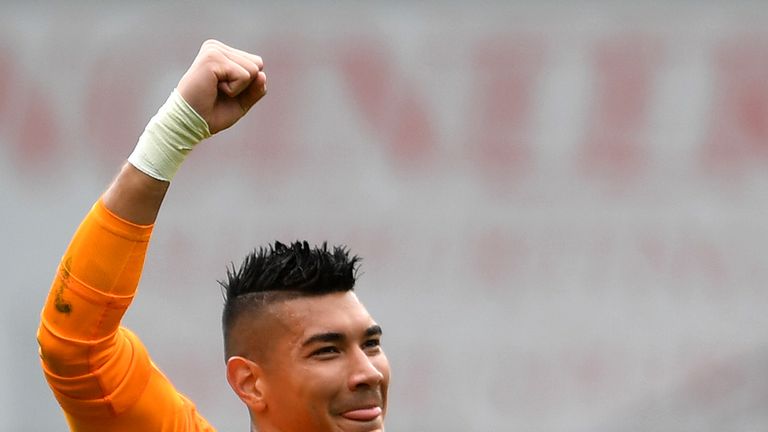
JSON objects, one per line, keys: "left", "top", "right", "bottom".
{"left": 37, "top": 199, "right": 215, "bottom": 432}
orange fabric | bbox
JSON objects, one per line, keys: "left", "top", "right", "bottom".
{"left": 38, "top": 199, "right": 216, "bottom": 431}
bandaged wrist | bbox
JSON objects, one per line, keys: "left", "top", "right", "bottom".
{"left": 128, "top": 89, "right": 211, "bottom": 181}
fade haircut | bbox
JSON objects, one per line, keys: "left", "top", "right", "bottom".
{"left": 220, "top": 241, "right": 360, "bottom": 359}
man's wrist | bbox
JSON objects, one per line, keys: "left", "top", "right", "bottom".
{"left": 127, "top": 89, "right": 211, "bottom": 182}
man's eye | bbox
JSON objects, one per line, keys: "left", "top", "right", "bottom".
{"left": 363, "top": 339, "right": 381, "bottom": 351}
{"left": 311, "top": 346, "right": 340, "bottom": 357}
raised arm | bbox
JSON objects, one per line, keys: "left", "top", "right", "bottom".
{"left": 38, "top": 40, "right": 266, "bottom": 431}
{"left": 104, "top": 39, "right": 266, "bottom": 224}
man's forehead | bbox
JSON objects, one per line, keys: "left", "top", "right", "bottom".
{"left": 270, "top": 291, "right": 376, "bottom": 337}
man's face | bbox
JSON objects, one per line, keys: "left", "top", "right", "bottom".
{"left": 258, "top": 291, "right": 390, "bottom": 432}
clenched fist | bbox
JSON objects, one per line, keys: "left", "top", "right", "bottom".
{"left": 177, "top": 39, "right": 267, "bottom": 134}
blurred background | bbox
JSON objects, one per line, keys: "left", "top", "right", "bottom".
{"left": 3, "top": 1, "right": 768, "bottom": 430}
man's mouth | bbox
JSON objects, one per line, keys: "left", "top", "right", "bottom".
{"left": 341, "top": 406, "right": 383, "bottom": 421}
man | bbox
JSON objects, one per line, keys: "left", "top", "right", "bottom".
{"left": 37, "top": 40, "right": 390, "bottom": 432}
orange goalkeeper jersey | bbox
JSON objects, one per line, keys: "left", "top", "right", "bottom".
{"left": 37, "top": 199, "right": 216, "bottom": 432}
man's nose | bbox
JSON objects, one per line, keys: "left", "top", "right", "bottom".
{"left": 348, "top": 347, "right": 384, "bottom": 390}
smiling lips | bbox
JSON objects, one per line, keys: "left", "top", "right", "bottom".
{"left": 341, "top": 406, "right": 382, "bottom": 421}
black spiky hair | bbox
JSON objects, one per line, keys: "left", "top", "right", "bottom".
{"left": 220, "top": 241, "right": 361, "bottom": 358}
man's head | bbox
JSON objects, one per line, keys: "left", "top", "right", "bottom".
{"left": 221, "top": 241, "right": 390, "bottom": 432}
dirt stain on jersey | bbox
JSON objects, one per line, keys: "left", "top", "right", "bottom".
{"left": 54, "top": 257, "right": 73, "bottom": 314}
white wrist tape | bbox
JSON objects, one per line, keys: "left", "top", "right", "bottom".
{"left": 128, "top": 89, "right": 211, "bottom": 181}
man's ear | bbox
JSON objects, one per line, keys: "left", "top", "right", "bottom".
{"left": 226, "top": 356, "right": 267, "bottom": 412}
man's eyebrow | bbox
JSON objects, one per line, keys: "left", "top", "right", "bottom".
{"left": 365, "top": 325, "right": 383, "bottom": 337}
{"left": 301, "top": 332, "right": 345, "bottom": 348}
{"left": 301, "top": 325, "right": 383, "bottom": 348}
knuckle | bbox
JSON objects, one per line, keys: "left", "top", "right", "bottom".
{"left": 199, "top": 40, "right": 224, "bottom": 58}
{"left": 198, "top": 46, "right": 224, "bottom": 63}
{"left": 202, "top": 38, "right": 222, "bottom": 48}
{"left": 246, "top": 62, "right": 260, "bottom": 77}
